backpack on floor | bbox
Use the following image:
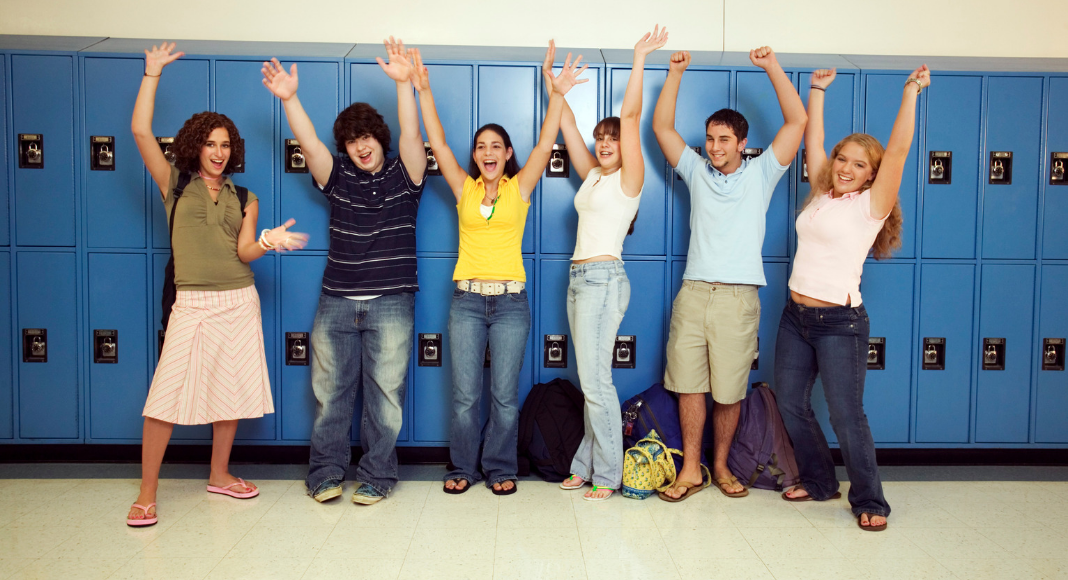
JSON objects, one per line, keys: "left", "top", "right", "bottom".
{"left": 727, "top": 382, "right": 801, "bottom": 491}
{"left": 621, "top": 383, "right": 685, "bottom": 473}
{"left": 517, "top": 378, "right": 585, "bottom": 481}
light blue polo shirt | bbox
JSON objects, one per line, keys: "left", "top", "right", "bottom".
{"left": 677, "top": 145, "right": 788, "bottom": 287}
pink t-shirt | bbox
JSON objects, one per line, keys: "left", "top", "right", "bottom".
{"left": 789, "top": 189, "right": 888, "bottom": 306}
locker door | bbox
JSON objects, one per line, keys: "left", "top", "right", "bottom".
{"left": 515, "top": 259, "right": 536, "bottom": 407}
{"left": 0, "top": 253, "right": 11, "bottom": 438}
{"left": 922, "top": 76, "right": 981, "bottom": 259}
{"left": 613, "top": 260, "right": 666, "bottom": 401}
{"left": 281, "top": 62, "right": 338, "bottom": 252}
{"left": 151, "top": 60, "right": 210, "bottom": 248}
{"left": 859, "top": 263, "right": 914, "bottom": 443}
{"left": 540, "top": 66, "right": 601, "bottom": 256}
{"left": 279, "top": 254, "right": 326, "bottom": 441}
{"left": 609, "top": 67, "right": 667, "bottom": 256}
{"left": 413, "top": 65, "right": 472, "bottom": 254}
{"left": 983, "top": 77, "right": 1042, "bottom": 260}
{"left": 1036, "top": 265, "right": 1068, "bottom": 442}
{"left": 217, "top": 61, "right": 276, "bottom": 228}
{"left": 537, "top": 259, "right": 578, "bottom": 386}
{"left": 1043, "top": 78, "right": 1068, "bottom": 259}
{"left": 412, "top": 257, "right": 458, "bottom": 442}
{"left": 737, "top": 70, "right": 794, "bottom": 258}
{"left": 750, "top": 262, "right": 788, "bottom": 385}
{"left": 976, "top": 264, "right": 1035, "bottom": 443}
{"left": 18, "top": 252, "right": 78, "bottom": 439}
{"left": 916, "top": 264, "right": 974, "bottom": 443}
{"left": 84, "top": 58, "right": 146, "bottom": 248}
{"left": 88, "top": 253, "right": 149, "bottom": 439}
{"left": 0, "top": 60, "right": 9, "bottom": 246}
{"left": 12, "top": 55, "right": 75, "bottom": 247}
{"left": 863, "top": 74, "right": 918, "bottom": 258}
{"left": 671, "top": 70, "right": 730, "bottom": 258}
{"left": 237, "top": 256, "right": 277, "bottom": 441}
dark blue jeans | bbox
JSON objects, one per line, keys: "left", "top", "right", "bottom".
{"left": 773, "top": 300, "right": 890, "bottom": 518}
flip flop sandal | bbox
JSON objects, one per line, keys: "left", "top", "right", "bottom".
{"left": 781, "top": 486, "right": 842, "bottom": 502}
{"left": 583, "top": 485, "right": 615, "bottom": 501}
{"left": 560, "top": 475, "right": 586, "bottom": 490}
{"left": 206, "top": 478, "right": 259, "bottom": 499}
{"left": 492, "top": 480, "right": 518, "bottom": 496}
{"left": 443, "top": 478, "right": 472, "bottom": 495}
{"left": 714, "top": 474, "right": 749, "bottom": 498}
{"left": 658, "top": 464, "right": 713, "bottom": 503}
{"left": 857, "top": 513, "right": 888, "bottom": 532}
{"left": 126, "top": 503, "right": 158, "bottom": 527}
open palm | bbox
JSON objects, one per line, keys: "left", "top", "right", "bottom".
{"left": 261, "top": 58, "right": 298, "bottom": 100}
{"left": 377, "top": 36, "right": 413, "bottom": 82}
{"left": 548, "top": 52, "right": 589, "bottom": 96}
{"left": 144, "top": 42, "right": 183, "bottom": 75}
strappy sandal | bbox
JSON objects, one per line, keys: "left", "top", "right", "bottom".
{"left": 583, "top": 485, "right": 615, "bottom": 501}
{"left": 126, "top": 503, "right": 158, "bottom": 527}
{"left": 781, "top": 485, "right": 842, "bottom": 502}
{"left": 206, "top": 478, "right": 259, "bottom": 499}
{"left": 560, "top": 475, "right": 586, "bottom": 490}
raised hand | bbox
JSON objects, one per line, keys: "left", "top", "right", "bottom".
{"left": 377, "top": 36, "right": 414, "bottom": 83}
{"left": 547, "top": 51, "right": 590, "bottom": 96}
{"left": 261, "top": 58, "right": 299, "bottom": 101}
{"left": 668, "top": 51, "right": 691, "bottom": 75}
{"left": 144, "top": 42, "right": 184, "bottom": 76}
{"left": 634, "top": 24, "right": 669, "bottom": 57}
{"left": 542, "top": 40, "right": 557, "bottom": 88}
{"left": 409, "top": 48, "right": 430, "bottom": 91}
{"left": 811, "top": 68, "right": 836, "bottom": 90}
{"left": 749, "top": 46, "right": 779, "bottom": 71}
{"left": 908, "top": 64, "right": 932, "bottom": 89}
{"left": 265, "top": 219, "right": 309, "bottom": 252}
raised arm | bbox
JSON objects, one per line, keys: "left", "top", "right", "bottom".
{"left": 542, "top": 41, "right": 596, "bottom": 181}
{"left": 870, "top": 65, "right": 930, "bottom": 219}
{"left": 132, "top": 42, "right": 184, "bottom": 197}
{"left": 652, "top": 51, "right": 690, "bottom": 168}
{"left": 619, "top": 25, "right": 668, "bottom": 197}
{"left": 411, "top": 49, "right": 467, "bottom": 201}
{"left": 750, "top": 46, "right": 807, "bottom": 167}
{"left": 515, "top": 48, "right": 589, "bottom": 200}
{"left": 262, "top": 59, "right": 334, "bottom": 187}
{"left": 377, "top": 37, "right": 427, "bottom": 183}
{"left": 804, "top": 68, "right": 835, "bottom": 184}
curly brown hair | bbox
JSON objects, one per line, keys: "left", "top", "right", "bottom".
{"left": 172, "top": 111, "right": 244, "bottom": 175}
{"left": 333, "top": 102, "right": 392, "bottom": 155}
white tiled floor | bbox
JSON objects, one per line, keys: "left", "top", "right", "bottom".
{"left": 0, "top": 475, "right": 1066, "bottom": 579}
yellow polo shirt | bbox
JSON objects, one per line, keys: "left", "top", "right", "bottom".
{"left": 452, "top": 175, "right": 529, "bottom": 282}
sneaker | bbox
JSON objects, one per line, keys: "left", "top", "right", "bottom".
{"left": 311, "top": 481, "right": 343, "bottom": 503}
{"left": 352, "top": 483, "right": 385, "bottom": 505}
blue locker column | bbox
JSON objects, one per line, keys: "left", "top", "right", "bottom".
{"left": 922, "top": 76, "right": 981, "bottom": 259}
{"left": 282, "top": 62, "right": 338, "bottom": 252}
{"left": 751, "top": 262, "right": 788, "bottom": 384}
{"left": 83, "top": 58, "right": 147, "bottom": 248}
{"left": 237, "top": 256, "right": 277, "bottom": 441}
{"left": 0, "top": 254, "right": 11, "bottom": 438}
{"left": 982, "top": 77, "right": 1043, "bottom": 260}
{"left": 150, "top": 60, "right": 210, "bottom": 248}
{"left": 538, "top": 259, "right": 578, "bottom": 387}
{"left": 859, "top": 263, "right": 914, "bottom": 442}
{"left": 736, "top": 70, "right": 793, "bottom": 258}
{"left": 797, "top": 71, "right": 856, "bottom": 223}
{"left": 915, "top": 264, "right": 975, "bottom": 443}
{"left": 1043, "top": 78, "right": 1068, "bottom": 259}
{"left": 412, "top": 257, "right": 458, "bottom": 443}
{"left": 609, "top": 67, "right": 667, "bottom": 256}
{"left": 87, "top": 253, "right": 148, "bottom": 439}
{"left": 613, "top": 261, "right": 666, "bottom": 401}
{"left": 863, "top": 74, "right": 919, "bottom": 258}
{"left": 17, "top": 252, "right": 79, "bottom": 439}
{"left": 671, "top": 70, "right": 730, "bottom": 257}
{"left": 1036, "top": 265, "right": 1068, "bottom": 442}
{"left": 279, "top": 254, "right": 326, "bottom": 441}
{"left": 12, "top": 55, "right": 76, "bottom": 247}
{"left": 0, "top": 59, "right": 8, "bottom": 246}
{"left": 976, "top": 264, "right": 1035, "bottom": 443}
{"left": 216, "top": 61, "right": 276, "bottom": 228}
{"left": 515, "top": 259, "right": 536, "bottom": 406}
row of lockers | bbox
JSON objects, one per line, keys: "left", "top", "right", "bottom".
{"left": 2, "top": 249, "right": 1066, "bottom": 446}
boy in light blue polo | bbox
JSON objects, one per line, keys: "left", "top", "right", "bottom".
{"left": 652, "top": 46, "right": 807, "bottom": 501}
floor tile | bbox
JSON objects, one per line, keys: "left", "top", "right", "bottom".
{"left": 8, "top": 557, "right": 126, "bottom": 580}
{"left": 738, "top": 528, "right": 846, "bottom": 560}
{"left": 0, "top": 524, "right": 80, "bottom": 559}
{"left": 761, "top": 557, "right": 869, "bottom": 580}
{"left": 583, "top": 557, "right": 681, "bottom": 580}
{"left": 572, "top": 498, "right": 655, "bottom": 528}
{"left": 336, "top": 501, "right": 424, "bottom": 529}
{"left": 204, "top": 557, "right": 313, "bottom": 580}
{"left": 109, "top": 556, "right": 221, "bottom": 580}
{"left": 0, "top": 559, "right": 35, "bottom": 580}
{"left": 318, "top": 526, "right": 414, "bottom": 559}
{"left": 407, "top": 527, "right": 495, "bottom": 560}
{"left": 856, "top": 557, "right": 958, "bottom": 580}
{"left": 398, "top": 558, "right": 494, "bottom": 580}
{"left": 978, "top": 527, "right": 1068, "bottom": 558}
{"left": 494, "top": 527, "right": 583, "bottom": 560}
{"left": 300, "top": 558, "right": 403, "bottom": 580}
{"left": 497, "top": 500, "right": 576, "bottom": 529}
{"left": 1028, "top": 559, "right": 1068, "bottom": 580}
{"left": 226, "top": 522, "right": 333, "bottom": 559}
{"left": 44, "top": 522, "right": 163, "bottom": 559}
{"left": 492, "top": 558, "right": 587, "bottom": 580}
{"left": 577, "top": 528, "right": 669, "bottom": 560}
{"left": 140, "top": 522, "right": 251, "bottom": 559}
{"left": 658, "top": 527, "right": 758, "bottom": 560}
{"left": 903, "top": 528, "right": 1009, "bottom": 560}
{"left": 672, "top": 558, "right": 774, "bottom": 580}
{"left": 722, "top": 501, "right": 815, "bottom": 528}
{"left": 938, "top": 558, "right": 1046, "bottom": 580}
{"left": 817, "top": 527, "right": 925, "bottom": 559}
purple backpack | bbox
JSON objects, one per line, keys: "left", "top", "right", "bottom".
{"left": 727, "top": 382, "right": 801, "bottom": 491}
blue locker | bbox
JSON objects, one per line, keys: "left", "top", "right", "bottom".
{"left": 983, "top": 77, "right": 1043, "bottom": 260}
{"left": 609, "top": 67, "right": 667, "bottom": 256}
{"left": 976, "top": 264, "right": 1035, "bottom": 443}
{"left": 538, "top": 259, "right": 579, "bottom": 387}
{"left": 923, "top": 76, "right": 982, "bottom": 259}
{"left": 216, "top": 61, "right": 276, "bottom": 229}
{"left": 796, "top": 71, "right": 856, "bottom": 227}
{"left": 88, "top": 253, "right": 149, "bottom": 440}
{"left": 915, "top": 264, "right": 975, "bottom": 443}
{"left": 279, "top": 254, "right": 326, "bottom": 441}
{"left": 83, "top": 58, "right": 146, "bottom": 248}
{"left": 751, "top": 262, "right": 788, "bottom": 385}
{"left": 12, "top": 55, "right": 76, "bottom": 247}
{"left": 237, "top": 256, "right": 277, "bottom": 441}
{"left": 479, "top": 66, "right": 536, "bottom": 254}
{"left": 412, "top": 257, "right": 459, "bottom": 443}
{"left": 671, "top": 70, "right": 731, "bottom": 257}
{"left": 0, "top": 59, "right": 8, "bottom": 246}
{"left": 17, "top": 252, "right": 79, "bottom": 439}
{"left": 1043, "top": 78, "right": 1068, "bottom": 259}
{"left": 737, "top": 71, "right": 793, "bottom": 258}
{"left": 0, "top": 253, "right": 11, "bottom": 438}
{"left": 859, "top": 263, "right": 914, "bottom": 443}
{"left": 863, "top": 74, "right": 918, "bottom": 259}
{"left": 1036, "top": 265, "right": 1068, "bottom": 442}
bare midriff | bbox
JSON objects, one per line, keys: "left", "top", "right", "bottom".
{"left": 791, "top": 290, "right": 849, "bottom": 308}
{"left": 572, "top": 254, "right": 618, "bottom": 265}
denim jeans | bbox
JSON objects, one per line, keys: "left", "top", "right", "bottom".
{"left": 306, "top": 292, "right": 414, "bottom": 497}
{"left": 566, "top": 261, "right": 629, "bottom": 488}
{"left": 446, "top": 288, "right": 531, "bottom": 487}
{"left": 773, "top": 300, "right": 890, "bottom": 518}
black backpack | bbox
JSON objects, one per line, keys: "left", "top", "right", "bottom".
{"left": 517, "top": 378, "right": 585, "bottom": 481}
{"left": 161, "top": 172, "right": 248, "bottom": 329}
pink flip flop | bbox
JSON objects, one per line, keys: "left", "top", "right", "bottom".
{"left": 126, "top": 503, "right": 158, "bottom": 527}
{"left": 206, "top": 478, "right": 259, "bottom": 499}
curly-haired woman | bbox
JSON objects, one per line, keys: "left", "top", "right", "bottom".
{"left": 126, "top": 42, "right": 307, "bottom": 527}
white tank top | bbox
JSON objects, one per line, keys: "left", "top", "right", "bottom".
{"left": 571, "top": 167, "right": 642, "bottom": 261}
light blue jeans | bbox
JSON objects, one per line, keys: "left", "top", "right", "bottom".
{"left": 567, "top": 261, "right": 630, "bottom": 489}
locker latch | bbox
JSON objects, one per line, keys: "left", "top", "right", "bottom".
{"left": 94, "top": 329, "right": 118, "bottom": 364}
{"left": 90, "top": 136, "right": 115, "bottom": 171}
{"left": 613, "top": 335, "right": 636, "bottom": 369}
{"left": 989, "top": 151, "right": 1012, "bottom": 184}
{"left": 18, "top": 134, "right": 44, "bottom": 169}
{"left": 1050, "top": 153, "right": 1067, "bottom": 185}
{"left": 286, "top": 332, "right": 309, "bottom": 366}
{"left": 544, "top": 334, "right": 568, "bottom": 368}
{"left": 419, "top": 333, "right": 442, "bottom": 367}
{"left": 867, "top": 337, "right": 885, "bottom": 370}
{"left": 285, "top": 139, "right": 307, "bottom": 173}
{"left": 157, "top": 137, "right": 176, "bottom": 164}
{"left": 742, "top": 147, "right": 763, "bottom": 162}
{"left": 928, "top": 151, "right": 951, "bottom": 184}
{"left": 751, "top": 337, "right": 759, "bottom": 370}
{"left": 546, "top": 144, "right": 570, "bottom": 178}
{"left": 1042, "top": 338, "right": 1065, "bottom": 371}
{"left": 424, "top": 141, "right": 441, "bottom": 176}
{"left": 982, "top": 337, "right": 1006, "bottom": 370}
{"left": 677, "top": 146, "right": 701, "bottom": 180}
{"left": 922, "top": 337, "right": 945, "bottom": 370}
{"left": 22, "top": 328, "right": 47, "bottom": 363}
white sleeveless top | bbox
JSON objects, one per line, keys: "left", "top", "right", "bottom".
{"left": 571, "top": 167, "right": 642, "bottom": 261}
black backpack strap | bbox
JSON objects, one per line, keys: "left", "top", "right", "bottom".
{"left": 235, "top": 185, "right": 249, "bottom": 217}
{"left": 168, "top": 172, "right": 193, "bottom": 240}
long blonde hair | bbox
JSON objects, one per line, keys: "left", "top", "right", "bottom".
{"left": 802, "top": 133, "right": 902, "bottom": 260}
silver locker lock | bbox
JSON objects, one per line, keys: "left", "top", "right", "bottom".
{"left": 984, "top": 344, "right": 997, "bottom": 364}
{"left": 544, "top": 334, "right": 568, "bottom": 368}
{"left": 990, "top": 160, "right": 1004, "bottom": 181}
{"left": 158, "top": 137, "right": 176, "bottom": 164}
{"left": 1054, "top": 160, "right": 1065, "bottom": 182}
{"left": 550, "top": 151, "right": 564, "bottom": 172}
{"left": 284, "top": 139, "right": 307, "bottom": 173}
{"left": 546, "top": 144, "right": 569, "bottom": 178}
{"left": 989, "top": 151, "right": 1012, "bottom": 184}
{"left": 867, "top": 344, "right": 879, "bottom": 364}
{"left": 418, "top": 333, "right": 442, "bottom": 367}
{"left": 425, "top": 341, "right": 438, "bottom": 361}
{"left": 31, "top": 336, "right": 46, "bottom": 357}
{"left": 98, "top": 145, "right": 114, "bottom": 167}
{"left": 285, "top": 332, "right": 310, "bottom": 366}
{"left": 291, "top": 146, "right": 305, "bottom": 169}
{"left": 1045, "top": 345, "right": 1058, "bottom": 365}
{"left": 930, "top": 159, "right": 944, "bottom": 181}
{"left": 924, "top": 344, "right": 938, "bottom": 364}
{"left": 291, "top": 339, "right": 306, "bottom": 360}
{"left": 101, "top": 337, "right": 116, "bottom": 357}
{"left": 1051, "top": 153, "right": 1068, "bottom": 185}
{"left": 26, "top": 142, "right": 43, "bottom": 164}
{"left": 612, "top": 335, "right": 636, "bottom": 369}
{"left": 424, "top": 141, "right": 441, "bottom": 176}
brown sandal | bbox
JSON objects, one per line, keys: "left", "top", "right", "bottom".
{"left": 857, "top": 512, "right": 888, "bottom": 532}
{"left": 781, "top": 485, "right": 842, "bottom": 502}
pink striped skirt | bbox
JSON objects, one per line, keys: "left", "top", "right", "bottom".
{"left": 143, "top": 285, "right": 275, "bottom": 425}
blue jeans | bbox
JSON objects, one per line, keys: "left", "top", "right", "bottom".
{"left": 446, "top": 288, "right": 531, "bottom": 487}
{"left": 773, "top": 300, "right": 890, "bottom": 518}
{"left": 567, "top": 261, "right": 629, "bottom": 488}
{"left": 306, "top": 292, "right": 414, "bottom": 496}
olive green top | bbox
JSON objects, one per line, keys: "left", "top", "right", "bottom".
{"left": 164, "top": 166, "right": 257, "bottom": 291}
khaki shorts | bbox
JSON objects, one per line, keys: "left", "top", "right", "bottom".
{"left": 664, "top": 280, "right": 760, "bottom": 404}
